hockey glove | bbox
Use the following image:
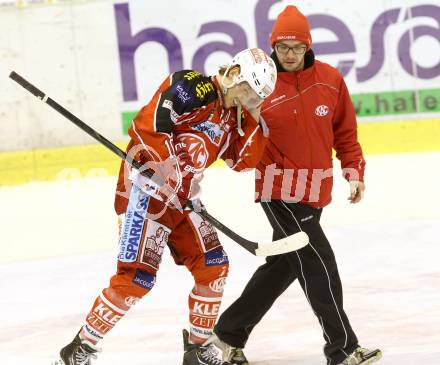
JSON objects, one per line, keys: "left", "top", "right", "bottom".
{"left": 161, "top": 151, "right": 195, "bottom": 211}
{"left": 129, "top": 155, "right": 195, "bottom": 212}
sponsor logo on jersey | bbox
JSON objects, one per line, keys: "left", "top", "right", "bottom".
{"left": 172, "top": 81, "right": 192, "bottom": 104}
{"left": 198, "top": 221, "right": 220, "bottom": 251}
{"left": 140, "top": 223, "right": 170, "bottom": 270}
{"left": 118, "top": 186, "right": 149, "bottom": 263}
{"left": 84, "top": 324, "right": 104, "bottom": 341}
{"left": 119, "top": 211, "right": 144, "bottom": 262}
{"left": 209, "top": 277, "right": 227, "bottom": 293}
{"left": 191, "top": 120, "right": 225, "bottom": 146}
{"left": 189, "top": 325, "right": 213, "bottom": 338}
{"left": 93, "top": 303, "right": 122, "bottom": 325}
{"left": 184, "top": 71, "right": 202, "bottom": 81}
{"left": 162, "top": 99, "right": 180, "bottom": 123}
{"left": 132, "top": 269, "right": 156, "bottom": 290}
{"left": 125, "top": 296, "right": 140, "bottom": 307}
{"left": 136, "top": 195, "right": 149, "bottom": 210}
{"left": 176, "top": 133, "right": 208, "bottom": 171}
{"left": 87, "top": 299, "right": 123, "bottom": 334}
{"left": 205, "top": 248, "right": 229, "bottom": 266}
{"left": 192, "top": 301, "right": 220, "bottom": 316}
{"left": 195, "top": 81, "right": 215, "bottom": 100}
{"left": 183, "top": 164, "right": 197, "bottom": 174}
{"left": 315, "top": 105, "right": 329, "bottom": 116}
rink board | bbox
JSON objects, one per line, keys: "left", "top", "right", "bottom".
{"left": 1, "top": 118, "right": 440, "bottom": 186}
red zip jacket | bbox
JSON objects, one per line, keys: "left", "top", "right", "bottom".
{"left": 256, "top": 52, "right": 365, "bottom": 208}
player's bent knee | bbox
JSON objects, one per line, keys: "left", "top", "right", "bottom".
{"left": 193, "top": 251, "right": 229, "bottom": 292}
{"left": 107, "top": 268, "right": 157, "bottom": 308}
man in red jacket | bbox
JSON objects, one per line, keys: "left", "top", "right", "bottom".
{"left": 207, "top": 6, "right": 382, "bottom": 365}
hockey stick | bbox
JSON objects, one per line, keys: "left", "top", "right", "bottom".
{"left": 9, "top": 71, "right": 309, "bottom": 256}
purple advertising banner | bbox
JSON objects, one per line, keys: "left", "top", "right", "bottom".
{"left": 113, "top": 0, "right": 440, "bottom": 103}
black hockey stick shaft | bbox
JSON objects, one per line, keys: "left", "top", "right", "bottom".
{"left": 9, "top": 71, "right": 258, "bottom": 254}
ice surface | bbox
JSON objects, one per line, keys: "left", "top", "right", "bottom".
{"left": 1, "top": 153, "right": 439, "bottom": 364}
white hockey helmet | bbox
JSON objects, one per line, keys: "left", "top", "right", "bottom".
{"left": 225, "top": 48, "right": 277, "bottom": 99}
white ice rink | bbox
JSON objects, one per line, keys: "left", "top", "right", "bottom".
{"left": 1, "top": 152, "right": 440, "bottom": 365}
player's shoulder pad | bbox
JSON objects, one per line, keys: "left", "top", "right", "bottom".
{"left": 168, "top": 70, "right": 217, "bottom": 111}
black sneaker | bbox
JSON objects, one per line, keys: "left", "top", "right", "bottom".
{"left": 52, "top": 332, "right": 100, "bottom": 365}
{"left": 203, "top": 333, "right": 248, "bottom": 365}
{"left": 339, "top": 347, "right": 382, "bottom": 365}
{"left": 182, "top": 329, "right": 224, "bottom": 365}
{"left": 228, "top": 348, "right": 249, "bottom": 365}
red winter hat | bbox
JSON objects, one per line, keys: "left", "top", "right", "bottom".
{"left": 270, "top": 5, "right": 312, "bottom": 49}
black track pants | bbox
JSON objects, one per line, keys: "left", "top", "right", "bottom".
{"left": 215, "top": 201, "right": 358, "bottom": 365}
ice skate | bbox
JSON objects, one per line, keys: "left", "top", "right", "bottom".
{"left": 52, "top": 332, "right": 100, "bottom": 365}
{"left": 204, "top": 333, "right": 249, "bottom": 365}
{"left": 182, "top": 329, "right": 225, "bottom": 365}
{"left": 339, "top": 346, "right": 382, "bottom": 365}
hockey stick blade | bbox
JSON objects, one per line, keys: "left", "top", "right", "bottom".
{"left": 9, "top": 70, "right": 309, "bottom": 256}
{"left": 254, "top": 231, "right": 309, "bottom": 256}
{"left": 197, "top": 209, "right": 308, "bottom": 256}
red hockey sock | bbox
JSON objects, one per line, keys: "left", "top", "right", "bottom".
{"left": 188, "top": 288, "right": 222, "bottom": 344}
{"left": 80, "top": 291, "right": 128, "bottom": 344}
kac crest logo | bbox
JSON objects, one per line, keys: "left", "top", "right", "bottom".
{"left": 315, "top": 105, "right": 329, "bottom": 117}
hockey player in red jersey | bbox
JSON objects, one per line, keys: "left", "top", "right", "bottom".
{"left": 52, "top": 48, "right": 277, "bottom": 365}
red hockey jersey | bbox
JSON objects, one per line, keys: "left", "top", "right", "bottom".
{"left": 115, "top": 70, "right": 267, "bottom": 214}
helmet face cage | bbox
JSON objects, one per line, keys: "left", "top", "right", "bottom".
{"left": 229, "top": 48, "right": 277, "bottom": 99}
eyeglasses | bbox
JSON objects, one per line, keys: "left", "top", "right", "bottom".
{"left": 275, "top": 44, "right": 307, "bottom": 55}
